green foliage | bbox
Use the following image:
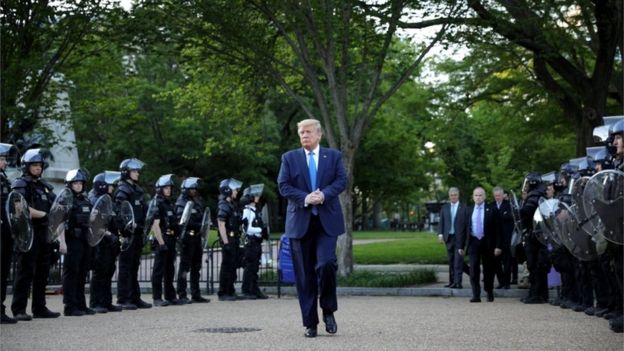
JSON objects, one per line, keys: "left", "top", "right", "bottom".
{"left": 353, "top": 233, "right": 447, "bottom": 264}
{"left": 337, "top": 270, "right": 437, "bottom": 287}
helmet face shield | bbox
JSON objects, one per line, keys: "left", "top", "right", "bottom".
{"left": 0, "top": 143, "right": 18, "bottom": 167}
{"left": 181, "top": 177, "right": 201, "bottom": 190}
{"left": 21, "top": 148, "right": 50, "bottom": 170}
{"left": 65, "top": 168, "right": 89, "bottom": 183}
{"left": 120, "top": 158, "right": 145, "bottom": 171}
{"left": 541, "top": 172, "right": 556, "bottom": 185}
{"left": 227, "top": 178, "right": 243, "bottom": 191}
{"left": 104, "top": 171, "right": 121, "bottom": 185}
{"left": 156, "top": 174, "right": 176, "bottom": 189}
{"left": 246, "top": 183, "right": 264, "bottom": 197}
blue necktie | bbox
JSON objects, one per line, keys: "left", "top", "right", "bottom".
{"left": 475, "top": 205, "right": 483, "bottom": 239}
{"left": 450, "top": 204, "right": 456, "bottom": 235}
{"left": 308, "top": 151, "right": 318, "bottom": 215}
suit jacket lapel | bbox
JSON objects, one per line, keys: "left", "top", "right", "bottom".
{"left": 316, "top": 147, "right": 325, "bottom": 189}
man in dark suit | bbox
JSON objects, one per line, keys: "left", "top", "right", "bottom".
{"left": 277, "top": 119, "right": 347, "bottom": 338}
{"left": 492, "top": 187, "right": 515, "bottom": 289}
{"left": 437, "top": 187, "right": 469, "bottom": 288}
{"left": 458, "top": 187, "right": 501, "bottom": 302}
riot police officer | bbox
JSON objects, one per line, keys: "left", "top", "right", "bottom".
{"left": 520, "top": 172, "right": 549, "bottom": 304}
{"left": 240, "top": 184, "right": 269, "bottom": 300}
{"left": 150, "top": 174, "right": 180, "bottom": 306}
{"left": 114, "top": 158, "right": 151, "bottom": 309}
{"left": 88, "top": 171, "right": 123, "bottom": 313}
{"left": 0, "top": 143, "right": 18, "bottom": 324}
{"left": 176, "top": 177, "right": 209, "bottom": 304}
{"left": 10, "top": 148, "right": 61, "bottom": 320}
{"left": 60, "top": 169, "right": 94, "bottom": 316}
{"left": 217, "top": 178, "right": 243, "bottom": 301}
{"left": 605, "top": 120, "right": 623, "bottom": 332}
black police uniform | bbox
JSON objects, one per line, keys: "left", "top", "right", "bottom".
{"left": 175, "top": 193, "right": 205, "bottom": 301}
{"left": 1, "top": 170, "right": 14, "bottom": 319}
{"left": 62, "top": 190, "right": 93, "bottom": 315}
{"left": 88, "top": 189, "right": 121, "bottom": 311}
{"left": 217, "top": 196, "right": 241, "bottom": 299}
{"left": 114, "top": 179, "right": 147, "bottom": 307}
{"left": 151, "top": 193, "right": 178, "bottom": 302}
{"left": 241, "top": 204, "right": 267, "bottom": 299}
{"left": 521, "top": 186, "right": 550, "bottom": 302}
{"left": 10, "top": 175, "right": 57, "bottom": 317}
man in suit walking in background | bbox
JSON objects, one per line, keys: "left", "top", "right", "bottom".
{"left": 492, "top": 187, "right": 514, "bottom": 289}
{"left": 438, "top": 187, "right": 469, "bottom": 288}
{"left": 458, "top": 187, "right": 501, "bottom": 302}
{"left": 277, "top": 119, "right": 347, "bottom": 338}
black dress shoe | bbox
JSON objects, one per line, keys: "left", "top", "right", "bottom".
{"left": 14, "top": 313, "right": 32, "bottom": 321}
{"left": 153, "top": 299, "right": 170, "bottom": 307}
{"left": 1, "top": 313, "right": 17, "bottom": 324}
{"left": 33, "top": 309, "right": 61, "bottom": 318}
{"left": 495, "top": 285, "right": 504, "bottom": 290}
{"left": 134, "top": 300, "right": 152, "bottom": 309}
{"left": 83, "top": 308, "right": 96, "bottom": 315}
{"left": 192, "top": 296, "right": 210, "bottom": 303}
{"left": 255, "top": 291, "right": 269, "bottom": 300}
{"left": 451, "top": 284, "right": 462, "bottom": 289}
{"left": 304, "top": 327, "right": 317, "bottom": 338}
{"left": 470, "top": 298, "right": 481, "bottom": 303}
{"left": 218, "top": 294, "right": 237, "bottom": 302}
{"left": 323, "top": 314, "right": 337, "bottom": 334}
{"left": 443, "top": 283, "right": 452, "bottom": 288}
{"left": 503, "top": 285, "right": 510, "bottom": 290}
{"left": 91, "top": 306, "right": 108, "bottom": 314}
{"left": 487, "top": 292, "right": 494, "bottom": 302}
{"left": 64, "top": 308, "right": 85, "bottom": 317}
{"left": 178, "top": 297, "right": 192, "bottom": 304}
{"left": 107, "top": 304, "right": 123, "bottom": 312}
{"left": 120, "top": 303, "right": 138, "bottom": 310}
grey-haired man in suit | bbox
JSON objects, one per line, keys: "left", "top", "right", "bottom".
{"left": 438, "top": 187, "right": 469, "bottom": 288}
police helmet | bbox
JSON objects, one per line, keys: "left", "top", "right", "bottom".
{"left": 119, "top": 158, "right": 145, "bottom": 179}
{"left": 93, "top": 171, "right": 121, "bottom": 195}
{"left": 586, "top": 146, "right": 612, "bottom": 169}
{"left": 181, "top": 177, "right": 201, "bottom": 190}
{"left": 65, "top": 168, "right": 89, "bottom": 187}
{"left": 541, "top": 172, "right": 556, "bottom": 185}
{"left": 20, "top": 148, "right": 50, "bottom": 173}
{"left": 155, "top": 174, "right": 176, "bottom": 190}
{"left": 219, "top": 178, "right": 243, "bottom": 197}
{"left": 0, "top": 143, "right": 19, "bottom": 167}
{"left": 522, "top": 172, "right": 542, "bottom": 192}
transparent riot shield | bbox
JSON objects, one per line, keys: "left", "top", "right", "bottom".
{"left": 556, "top": 202, "right": 599, "bottom": 261}
{"left": 583, "top": 170, "right": 624, "bottom": 245}
{"left": 119, "top": 200, "right": 136, "bottom": 252}
{"left": 200, "top": 207, "right": 211, "bottom": 249}
{"left": 88, "top": 194, "right": 113, "bottom": 247}
{"left": 47, "top": 188, "right": 73, "bottom": 243}
{"left": 144, "top": 198, "right": 159, "bottom": 242}
{"left": 5, "top": 191, "right": 33, "bottom": 252}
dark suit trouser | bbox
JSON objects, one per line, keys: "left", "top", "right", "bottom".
{"left": 445, "top": 237, "right": 456, "bottom": 284}
{"left": 62, "top": 233, "right": 90, "bottom": 311}
{"left": 242, "top": 237, "right": 262, "bottom": 295}
{"left": 179, "top": 235, "right": 204, "bottom": 298}
{"left": 117, "top": 233, "right": 143, "bottom": 304}
{"left": 11, "top": 227, "right": 51, "bottom": 315}
{"left": 152, "top": 236, "right": 177, "bottom": 301}
{"left": 495, "top": 247, "right": 512, "bottom": 287}
{"left": 468, "top": 237, "right": 495, "bottom": 299}
{"left": 90, "top": 237, "right": 119, "bottom": 308}
{"left": 525, "top": 236, "right": 549, "bottom": 300}
{"left": 290, "top": 216, "right": 338, "bottom": 328}
{"left": 1, "top": 223, "right": 14, "bottom": 315}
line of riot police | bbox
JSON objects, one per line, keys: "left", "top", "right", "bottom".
{"left": 1, "top": 150, "right": 270, "bottom": 324}
{"left": 513, "top": 116, "right": 624, "bottom": 333}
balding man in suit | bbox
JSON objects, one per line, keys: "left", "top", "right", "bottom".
{"left": 438, "top": 187, "right": 469, "bottom": 288}
{"left": 458, "top": 187, "right": 501, "bottom": 302}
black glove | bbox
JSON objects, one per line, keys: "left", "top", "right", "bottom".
{"left": 261, "top": 227, "right": 269, "bottom": 240}
{"left": 158, "top": 243, "right": 168, "bottom": 253}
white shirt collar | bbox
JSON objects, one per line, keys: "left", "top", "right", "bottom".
{"left": 304, "top": 145, "right": 320, "bottom": 156}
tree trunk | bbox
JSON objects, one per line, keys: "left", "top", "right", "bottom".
{"left": 373, "top": 200, "right": 382, "bottom": 229}
{"left": 337, "top": 146, "right": 355, "bottom": 277}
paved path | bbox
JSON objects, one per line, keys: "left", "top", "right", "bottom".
{"left": 1, "top": 294, "right": 621, "bottom": 351}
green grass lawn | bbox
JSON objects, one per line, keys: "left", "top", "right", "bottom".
{"left": 353, "top": 231, "right": 448, "bottom": 265}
